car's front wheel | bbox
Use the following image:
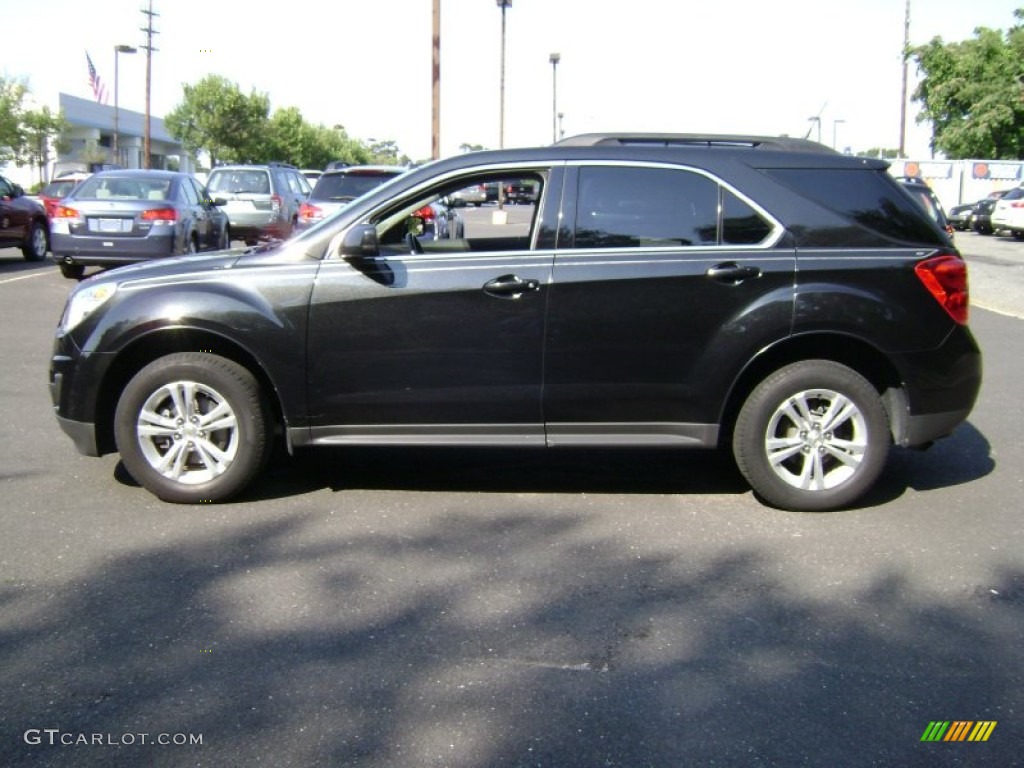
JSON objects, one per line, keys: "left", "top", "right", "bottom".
{"left": 22, "top": 220, "right": 48, "bottom": 261}
{"left": 733, "top": 360, "right": 890, "bottom": 512}
{"left": 114, "top": 353, "right": 272, "bottom": 503}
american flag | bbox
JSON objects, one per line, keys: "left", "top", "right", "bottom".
{"left": 86, "top": 52, "right": 108, "bottom": 104}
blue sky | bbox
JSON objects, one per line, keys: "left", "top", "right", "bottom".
{"left": 2, "top": 0, "right": 1021, "bottom": 161}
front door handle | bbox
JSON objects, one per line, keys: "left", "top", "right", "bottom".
{"left": 706, "top": 262, "right": 762, "bottom": 284}
{"left": 483, "top": 274, "right": 541, "bottom": 299}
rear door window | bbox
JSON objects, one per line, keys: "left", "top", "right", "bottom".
{"left": 570, "top": 166, "right": 776, "bottom": 249}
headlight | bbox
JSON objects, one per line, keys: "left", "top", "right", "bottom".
{"left": 60, "top": 282, "right": 118, "bottom": 332}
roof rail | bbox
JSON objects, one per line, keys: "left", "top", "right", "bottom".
{"left": 554, "top": 133, "right": 835, "bottom": 153}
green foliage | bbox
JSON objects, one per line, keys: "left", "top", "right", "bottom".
{"left": 165, "top": 74, "right": 406, "bottom": 170}
{"left": 1, "top": 76, "right": 29, "bottom": 165}
{"left": 164, "top": 75, "right": 271, "bottom": 167}
{"left": 911, "top": 8, "right": 1024, "bottom": 159}
{"left": 18, "top": 106, "right": 68, "bottom": 182}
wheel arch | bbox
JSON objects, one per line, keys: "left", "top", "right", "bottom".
{"left": 94, "top": 328, "right": 287, "bottom": 455}
{"left": 718, "top": 332, "right": 907, "bottom": 449}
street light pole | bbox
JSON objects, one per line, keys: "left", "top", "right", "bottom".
{"left": 496, "top": 0, "right": 512, "bottom": 149}
{"left": 549, "top": 52, "right": 560, "bottom": 143}
{"left": 832, "top": 118, "right": 846, "bottom": 151}
{"left": 113, "top": 44, "right": 137, "bottom": 166}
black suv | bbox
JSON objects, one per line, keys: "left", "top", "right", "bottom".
{"left": 49, "top": 133, "right": 981, "bottom": 511}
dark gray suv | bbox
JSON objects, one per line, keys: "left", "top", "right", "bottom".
{"left": 205, "top": 162, "right": 311, "bottom": 245}
{"left": 49, "top": 133, "right": 981, "bottom": 511}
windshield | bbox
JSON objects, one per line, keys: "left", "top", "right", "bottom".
{"left": 207, "top": 170, "right": 270, "bottom": 195}
{"left": 75, "top": 176, "right": 173, "bottom": 201}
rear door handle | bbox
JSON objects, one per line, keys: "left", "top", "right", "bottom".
{"left": 483, "top": 274, "right": 541, "bottom": 299}
{"left": 706, "top": 262, "right": 762, "bottom": 284}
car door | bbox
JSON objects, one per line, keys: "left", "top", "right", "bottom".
{"left": 304, "top": 167, "right": 559, "bottom": 445}
{"left": 543, "top": 163, "right": 796, "bottom": 446}
{"left": 0, "top": 176, "right": 25, "bottom": 246}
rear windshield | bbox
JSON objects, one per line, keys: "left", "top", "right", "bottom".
{"left": 312, "top": 171, "right": 403, "bottom": 202}
{"left": 207, "top": 170, "right": 271, "bottom": 195}
{"left": 75, "top": 176, "right": 173, "bottom": 201}
{"left": 764, "top": 168, "right": 947, "bottom": 246}
{"left": 41, "top": 180, "right": 80, "bottom": 198}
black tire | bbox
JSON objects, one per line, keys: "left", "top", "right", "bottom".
{"left": 22, "top": 220, "right": 48, "bottom": 261}
{"left": 733, "top": 360, "right": 890, "bottom": 512}
{"left": 114, "top": 353, "right": 272, "bottom": 503}
{"left": 218, "top": 225, "right": 230, "bottom": 251}
{"left": 58, "top": 261, "right": 85, "bottom": 280}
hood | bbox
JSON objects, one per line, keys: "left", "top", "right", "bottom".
{"left": 87, "top": 249, "right": 245, "bottom": 284}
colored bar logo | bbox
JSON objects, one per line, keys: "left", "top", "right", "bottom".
{"left": 921, "top": 721, "right": 997, "bottom": 742}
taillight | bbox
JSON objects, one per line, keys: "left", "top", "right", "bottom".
{"left": 412, "top": 205, "right": 435, "bottom": 220}
{"left": 915, "top": 252, "right": 968, "bottom": 324}
{"left": 55, "top": 205, "right": 81, "bottom": 220}
{"left": 271, "top": 194, "right": 283, "bottom": 214}
{"left": 298, "top": 202, "right": 322, "bottom": 223}
{"left": 1010, "top": 201, "right": 1024, "bottom": 208}
{"left": 141, "top": 208, "right": 178, "bottom": 223}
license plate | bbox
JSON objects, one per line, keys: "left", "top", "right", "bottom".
{"left": 90, "top": 218, "right": 130, "bottom": 233}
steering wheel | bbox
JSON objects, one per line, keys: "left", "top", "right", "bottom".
{"left": 405, "top": 231, "right": 424, "bottom": 254}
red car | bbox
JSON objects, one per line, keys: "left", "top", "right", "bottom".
{"left": 38, "top": 172, "right": 90, "bottom": 219}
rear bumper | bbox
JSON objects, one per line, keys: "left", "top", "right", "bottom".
{"left": 52, "top": 231, "right": 175, "bottom": 265}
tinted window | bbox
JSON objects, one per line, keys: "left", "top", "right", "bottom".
{"left": 765, "top": 168, "right": 946, "bottom": 246}
{"left": 573, "top": 167, "right": 719, "bottom": 249}
{"left": 314, "top": 171, "right": 404, "bottom": 202}
{"left": 722, "top": 189, "right": 773, "bottom": 244}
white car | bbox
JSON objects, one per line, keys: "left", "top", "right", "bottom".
{"left": 991, "top": 186, "right": 1024, "bottom": 239}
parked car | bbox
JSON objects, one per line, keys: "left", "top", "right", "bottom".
{"left": 296, "top": 165, "right": 406, "bottom": 231}
{"left": 0, "top": 174, "right": 50, "bottom": 261}
{"left": 991, "top": 186, "right": 1024, "bottom": 239}
{"left": 49, "top": 132, "right": 980, "bottom": 512}
{"left": 947, "top": 201, "right": 976, "bottom": 231}
{"left": 971, "top": 197, "right": 1000, "bottom": 235}
{"left": 301, "top": 169, "right": 323, "bottom": 186}
{"left": 38, "top": 172, "right": 91, "bottom": 219}
{"left": 49, "top": 169, "right": 230, "bottom": 280}
{"left": 450, "top": 183, "right": 489, "bottom": 207}
{"left": 896, "top": 177, "right": 953, "bottom": 236}
{"left": 204, "top": 162, "right": 311, "bottom": 245}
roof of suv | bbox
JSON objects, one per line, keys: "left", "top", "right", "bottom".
{"left": 554, "top": 132, "right": 836, "bottom": 153}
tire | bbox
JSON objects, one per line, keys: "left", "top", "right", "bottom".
{"left": 218, "top": 225, "right": 230, "bottom": 251}
{"left": 22, "top": 220, "right": 48, "bottom": 261}
{"left": 58, "top": 261, "right": 85, "bottom": 280}
{"left": 733, "top": 360, "right": 890, "bottom": 512}
{"left": 114, "top": 353, "right": 272, "bottom": 503}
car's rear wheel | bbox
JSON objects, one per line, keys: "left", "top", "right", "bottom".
{"left": 22, "top": 220, "right": 48, "bottom": 261}
{"left": 733, "top": 360, "right": 890, "bottom": 512}
{"left": 218, "top": 225, "right": 230, "bottom": 250}
{"left": 114, "top": 353, "right": 272, "bottom": 503}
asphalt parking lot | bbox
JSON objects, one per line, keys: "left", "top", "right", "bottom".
{"left": 0, "top": 233, "right": 1021, "bottom": 766}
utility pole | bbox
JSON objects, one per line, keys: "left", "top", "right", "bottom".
{"left": 899, "top": 0, "right": 910, "bottom": 158}
{"left": 140, "top": 0, "right": 159, "bottom": 169}
{"left": 432, "top": 0, "right": 440, "bottom": 160}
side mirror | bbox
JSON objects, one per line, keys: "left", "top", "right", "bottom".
{"left": 340, "top": 224, "right": 380, "bottom": 259}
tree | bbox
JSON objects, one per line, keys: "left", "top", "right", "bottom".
{"left": 911, "top": 9, "right": 1024, "bottom": 159}
{"left": 164, "top": 75, "right": 270, "bottom": 167}
{"left": 17, "top": 106, "right": 68, "bottom": 184}
{"left": 1, "top": 76, "right": 29, "bottom": 165}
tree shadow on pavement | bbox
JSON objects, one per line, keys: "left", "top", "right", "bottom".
{"left": 0, "top": 509, "right": 1020, "bottom": 767}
